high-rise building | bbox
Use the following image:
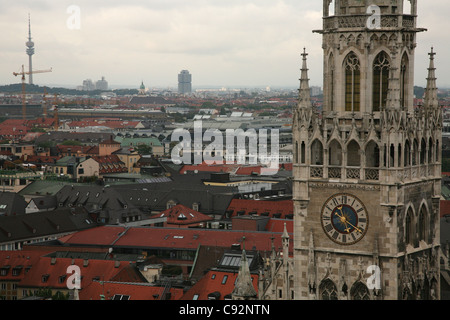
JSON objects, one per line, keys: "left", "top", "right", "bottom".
{"left": 26, "top": 14, "right": 35, "bottom": 85}
{"left": 178, "top": 70, "right": 192, "bottom": 94}
{"left": 291, "top": 0, "right": 441, "bottom": 300}
{"left": 96, "top": 76, "right": 109, "bottom": 91}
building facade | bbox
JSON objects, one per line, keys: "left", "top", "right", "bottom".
{"left": 178, "top": 70, "right": 192, "bottom": 94}
{"left": 293, "top": 0, "right": 441, "bottom": 300}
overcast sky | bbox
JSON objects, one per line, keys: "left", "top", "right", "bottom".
{"left": 0, "top": 0, "right": 448, "bottom": 89}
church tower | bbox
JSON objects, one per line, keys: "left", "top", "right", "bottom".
{"left": 293, "top": 0, "right": 441, "bottom": 300}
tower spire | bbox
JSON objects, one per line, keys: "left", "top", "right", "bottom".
{"left": 26, "top": 14, "right": 35, "bottom": 85}
{"left": 232, "top": 237, "right": 257, "bottom": 300}
{"left": 424, "top": 47, "right": 439, "bottom": 110}
{"left": 298, "top": 48, "right": 312, "bottom": 109}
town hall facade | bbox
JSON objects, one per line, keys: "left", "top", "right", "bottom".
{"left": 292, "top": 0, "right": 441, "bottom": 300}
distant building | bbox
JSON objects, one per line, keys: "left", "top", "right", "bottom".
{"left": 139, "top": 81, "right": 146, "bottom": 95}
{"left": 178, "top": 70, "right": 192, "bottom": 94}
{"left": 96, "top": 76, "right": 109, "bottom": 91}
{"left": 81, "top": 79, "right": 95, "bottom": 91}
{"left": 79, "top": 77, "right": 108, "bottom": 91}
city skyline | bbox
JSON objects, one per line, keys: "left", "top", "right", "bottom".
{"left": 0, "top": 1, "right": 449, "bottom": 89}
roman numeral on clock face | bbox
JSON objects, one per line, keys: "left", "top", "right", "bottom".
{"left": 324, "top": 223, "right": 333, "bottom": 233}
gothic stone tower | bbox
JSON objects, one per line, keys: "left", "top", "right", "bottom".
{"left": 293, "top": 0, "right": 441, "bottom": 300}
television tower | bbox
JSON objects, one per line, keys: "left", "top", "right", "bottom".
{"left": 26, "top": 14, "right": 35, "bottom": 85}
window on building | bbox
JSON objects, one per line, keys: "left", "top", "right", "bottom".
{"left": 347, "top": 140, "right": 361, "bottom": 167}
{"left": 344, "top": 52, "right": 361, "bottom": 112}
{"left": 221, "top": 275, "right": 228, "bottom": 285}
{"left": 319, "top": 279, "right": 338, "bottom": 300}
{"left": 400, "top": 53, "right": 409, "bottom": 108}
{"left": 373, "top": 52, "right": 390, "bottom": 112}
{"left": 311, "top": 139, "right": 324, "bottom": 165}
{"left": 350, "top": 281, "right": 370, "bottom": 300}
{"left": 405, "top": 208, "right": 414, "bottom": 246}
{"left": 418, "top": 206, "right": 427, "bottom": 243}
{"left": 328, "top": 54, "right": 335, "bottom": 111}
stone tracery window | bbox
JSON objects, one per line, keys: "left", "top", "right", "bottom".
{"left": 373, "top": 52, "right": 390, "bottom": 112}
{"left": 350, "top": 281, "right": 370, "bottom": 300}
{"left": 344, "top": 52, "right": 361, "bottom": 112}
{"left": 319, "top": 279, "right": 338, "bottom": 300}
{"left": 400, "top": 53, "right": 409, "bottom": 108}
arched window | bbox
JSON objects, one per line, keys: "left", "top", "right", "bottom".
{"left": 420, "top": 138, "right": 426, "bottom": 165}
{"left": 351, "top": 281, "right": 370, "bottom": 300}
{"left": 436, "top": 140, "right": 440, "bottom": 163}
{"left": 294, "top": 142, "right": 299, "bottom": 164}
{"left": 405, "top": 208, "right": 414, "bottom": 246}
{"left": 365, "top": 141, "right": 380, "bottom": 168}
{"left": 428, "top": 137, "right": 433, "bottom": 164}
{"left": 319, "top": 279, "right": 338, "bottom": 300}
{"left": 301, "top": 142, "right": 306, "bottom": 164}
{"left": 344, "top": 52, "right": 361, "bottom": 112}
{"left": 418, "top": 206, "right": 427, "bottom": 243}
{"left": 412, "top": 139, "right": 419, "bottom": 166}
{"left": 329, "top": 140, "right": 342, "bottom": 166}
{"left": 400, "top": 53, "right": 409, "bottom": 108}
{"left": 373, "top": 52, "right": 390, "bottom": 111}
{"left": 404, "top": 140, "right": 411, "bottom": 166}
{"left": 347, "top": 140, "right": 361, "bottom": 166}
{"left": 311, "top": 140, "right": 324, "bottom": 165}
{"left": 328, "top": 54, "right": 335, "bottom": 111}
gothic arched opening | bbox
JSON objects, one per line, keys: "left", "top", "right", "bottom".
{"left": 347, "top": 140, "right": 361, "bottom": 166}
{"left": 344, "top": 52, "right": 361, "bottom": 112}
{"left": 319, "top": 279, "right": 338, "bottom": 300}
{"left": 404, "top": 140, "right": 411, "bottom": 166}
{"left": 400, "top": 53, "right": 410, "bottom": 108}
{"left": 405, "top": 207, "right": 414, "bottom": 246}
{"left": 373, "top": 51, "right": 390, "bottom": 112}
{"left": 418, "top": 205, "right": 428, "bottom": 243}
{"left": 350, "top": 281, "right": 370, "bottom": 300}
{"left": 365, "top": 141, "right": 380, "bottom": 168}
{"left": 420, "top": 138, "right": 426, "bottom": 165}
{"left": 328, "top": 140, "right": 342, "bottom": 166}
{"left": 311, "top": 139, "right": 324, "bottom": 165}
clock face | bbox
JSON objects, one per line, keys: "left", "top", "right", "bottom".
{"left": 320, "top": 193, "right": 368, "bottom": 245}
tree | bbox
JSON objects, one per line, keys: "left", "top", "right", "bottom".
{"left": 136, "top": 144, "right": 152, "bottom": 155}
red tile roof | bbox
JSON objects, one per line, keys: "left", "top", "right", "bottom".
{"left": 56, "top": 145, "right": 99, "bottom": 155}
{"left": 0, "top": 250, "right": 51, "bottom": 282}
{"left": 58, "top": 226, "right": 125, "bottom": 246}
{"left": 92, "top": 155, "right": 127, "bottom": 173}
{"left": 182, "top": 270, "right": 258, "bottom": 300}
{"left": 18, "top": 256, "right": 133, "bottom": 290}
{"left": 265, "top": 219, "right": 293, "bottom": 233}
{"left": 58, "top": 226, "right": 292, "bottom": 253}
{"left": 441, "top": 200, "right": 450, "bottom": 218}
{"left": 235, "top": 166, "right": 263, "bottom": 175}
{"left": 79, "top": 281, "right": 184, "bottom": 300}
{"left": 179, "top": 163, "right": 236, "bottom": 174}
{"left": 155, "top": 204, "right": 213, "bottom": 227}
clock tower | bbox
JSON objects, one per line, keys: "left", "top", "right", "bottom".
{"left": 293, "top": 0, "right": 441, "bottom": 300}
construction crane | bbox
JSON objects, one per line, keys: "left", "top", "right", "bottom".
{"left": 13, "top": 64, "right": 52, "bottom": 119}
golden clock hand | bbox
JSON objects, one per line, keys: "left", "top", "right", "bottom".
{"left": 343, "top": 219, "right": 363, "bottom": 234}
{"left": 335, "top": 206, "right": 361, "bottom": 233}
{"left": 334, "top": 207, "right": 352, "bottom": 232}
